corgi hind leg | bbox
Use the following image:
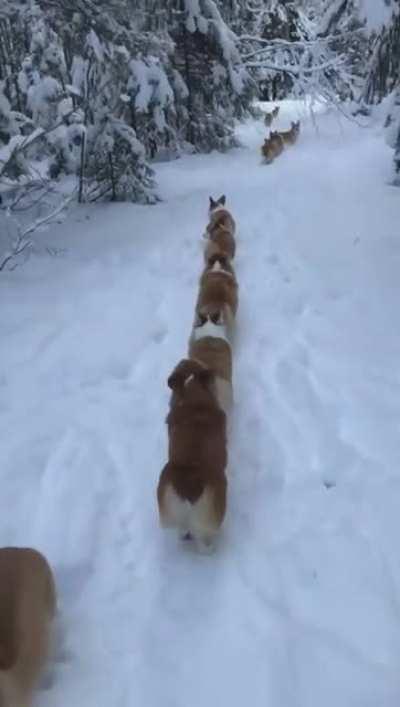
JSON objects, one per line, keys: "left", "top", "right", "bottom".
{"left": 159, "top": 484, "right": 190, "bottom": 534}
{"left": 188, "top": 488, "right": 222, "bottom": 554}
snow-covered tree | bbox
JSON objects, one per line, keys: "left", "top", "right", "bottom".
{"left": 167, "top": 0, "right": 253, "bottom": 151}
{"left": 354, "top": 1, "right": 400, "bottom": 183}
{"left": 0, "top": 0, "right": 255, "bottom": 206}
{"left": 231, "top": 1, "right": 305, "bottom": 100}
{"left": 384, "top": 85, "right": 400, "bottom": 184}
{"left": 238, "top": 1, "right": 359, "bottom": 106}
{"left": 359, "top": 3, "right": 400, "bottom": 105}
{"left": 0, "top": 1, "right": 158, "bottom": 203}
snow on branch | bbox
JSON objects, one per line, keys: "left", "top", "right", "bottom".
{"left": 240, "top": 24, "right": 357, "bottom": 105}
{"left": 20, "top": 191, "right": 75, "bottom": 240}
{"left": 0, "top": 186, "right": 75, "bottom": 272}
{"left": 0, "top": 231, "right": 32, "bottom": 272}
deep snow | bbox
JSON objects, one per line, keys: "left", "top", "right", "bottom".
{"left": 1, "top": 101, "right": 400, "bottom": 707}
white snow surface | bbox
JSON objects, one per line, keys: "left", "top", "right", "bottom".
{"left": 359, "top": 0, "right": 398, "bottom": 31}
{"left": 1, "top": 101, "right": 400, "bottom": 706}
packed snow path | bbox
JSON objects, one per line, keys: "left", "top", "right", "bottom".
{"left": 1, "top": 103, "right": 400, "bottom": 706}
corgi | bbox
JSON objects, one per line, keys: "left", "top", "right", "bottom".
{"left": 157, "top": 359, "right": 227, "bottom": 553}
{"left": 189, "top": 316, "right": 233, "bottom": 414}
{"left": 0, "top": 547, "right": 56, "bottom": 707}
{"left": 204, "top": 228, "right": 236, "bottom": 263}
{"left": 208, "top": 195, "right": 236, "bottom": 236}
{"left": 195, "top": 259, "right": 238, "bottom": 339}
{"left": 204, "top": 195, "right": 236, "bottom": 262}
{"left": 261, "top": 131, "right": 284, "bottom": 163}
{"left": 277, "top": 121, "right": 300, "bottom": 146}
{"left": 264, "top": 105, "right": 280, "bottom": 127}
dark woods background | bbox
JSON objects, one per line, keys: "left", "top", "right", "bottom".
{"left": 0, "top": 0, "right": 399, "bottom": 209}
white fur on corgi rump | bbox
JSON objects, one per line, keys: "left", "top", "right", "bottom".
{"left": 160, "top": 485, "right": 221, "bottom": 553}
{"left": 0, "top": 547, "right": 56, "bottom": 707}
{"left": 191, "top": 318, "right": 230, "bottom": 344}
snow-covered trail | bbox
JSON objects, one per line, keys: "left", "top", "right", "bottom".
{"left": 1, "top": 102, "right": 400, "bottom": 707}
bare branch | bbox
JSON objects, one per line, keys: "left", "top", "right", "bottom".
{"left": 0, "top": 188, "right": 76, "bottom": 273}
{"left": 0, "top": 232, "right": 32, "bottom": 272}
{"left": 20, "top": 191, "right": 76, "bottom": 239}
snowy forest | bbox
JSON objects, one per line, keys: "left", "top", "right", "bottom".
{"left": 0, "top": 1, "right": 399, "bottom": 221}
{"left": 2, "top": 2, "right": 400, "bottom": 705}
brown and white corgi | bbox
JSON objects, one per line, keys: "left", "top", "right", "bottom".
{"left": 0, "top": 547, "right": 56, "bottom": 707}
{"left": 195, "top": 258, "right": 238, "bottom": 338}
{"left": 189, "top": 315, "right": 233, "bottom": 415}
{"left": 204, "top": 195, "right": 236, "bottom": 262}
{"left": 277, "top": 120, "right": 300, "bottom": 146}
{"left": 264, "top": 105, "right": 280, "bottom": 127}
{"left": 157, "top": 359, "right": 227, "bottom": 553}
{"left": 261, "top": 131, "right": 284, "bottom": 164}
{"left": 208, "top": 195, "right": 236, "bottom": 235}
{"left": 204, "top": 229, "right": 236, "bottom": 263}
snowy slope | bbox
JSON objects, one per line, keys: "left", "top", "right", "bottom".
{"left": 1, "top": 102, "right": 400, "bottom": 707}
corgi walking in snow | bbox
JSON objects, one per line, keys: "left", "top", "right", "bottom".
{"left": 195, "top": 254, "right": 238, "bottom": 340}
{"left": 0, "top": 547, "right": 56, "bottom": 707}
{"left": 261, "top": 120, "right": 301, "bottom": 164}
{"left": 264, "top": 105, "right": 280, "bottom": 127}
{"left": 204, "top": 194, "right": 236, "bottom": 262}
{"left": 157, "top": 359, "right": 228, "bottom": 553}
{"left": 189, "top": 313, "right": 233, "bottom": 415}
{"left": 276, "top": 120, "right": 300, "bottom": 146}
{"left": 261, "top": 131, "right": 284, "bottom": 164}
{"left": 190, "top": 254, "right": 236, "bottom": 416}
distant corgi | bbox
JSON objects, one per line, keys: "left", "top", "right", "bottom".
{"left": 208, "top": 195, "right": 236, "bottom": 236}
{"left": 204, "top": 195, "right": 236, "bottom": 262}
{"left": 195, "top": 259, "right": 238, "bottom": 338}
{"left": 157, "top": 359, "right": 227, "bottom": 553}
{"left": 264, "top": 106, "right": 280, "bottom": 127}
{"left": 261, "top": 131, "right": 284, "bottom": 164}
{"left": 0, "top": 547, "right": 56, "bottom": 707}
{"left": 189, "top": 315, "right": 233, "bottom": 414}
{"left": 277, "top": 121, "right": 300, "bottom": 146}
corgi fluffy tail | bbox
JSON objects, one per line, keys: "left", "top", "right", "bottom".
{"left": 158, "top": 481, "right": 224, "bottom": 554}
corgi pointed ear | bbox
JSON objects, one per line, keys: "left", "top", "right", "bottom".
{"left": 217, "top": 194, "right": 226, "bottom": 206}
{"left": 194, "top": 311, "right": 207, "bottom": 327}
{"left": 210, "top": 310, "right": 222, "bottom": 324}
{"left": 209, "top": 196, "right": 217, "bottom": 209}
